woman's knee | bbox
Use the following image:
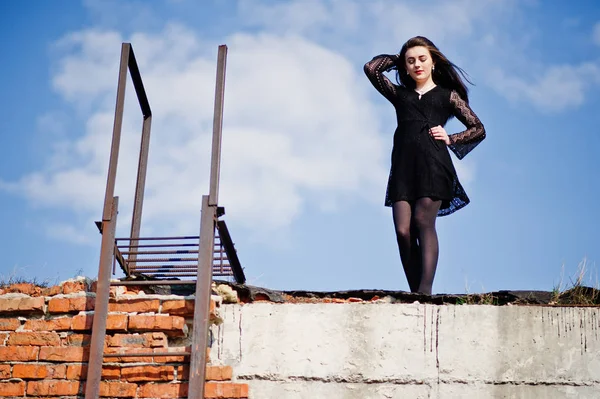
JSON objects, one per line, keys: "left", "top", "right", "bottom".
{"left": 394, "top": 224, "right": 411, "bottom": 242}
{"left": 413, "top": 198, "right": 440, "bottom": 230}
{"left": 413, "top": 210, "right": 435, "bottom": 231}
{"left": 392, "top": 201, "right": 413, "bottom": 242}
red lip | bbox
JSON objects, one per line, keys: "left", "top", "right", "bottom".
{"left": 415, "top": 71, "right": 423, "bottom": 74}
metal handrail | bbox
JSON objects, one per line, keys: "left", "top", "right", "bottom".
{"left": 87, "top": 43, "right": 244, "bottom": 399}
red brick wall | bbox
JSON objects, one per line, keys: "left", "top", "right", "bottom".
{"left": 0, "top": 280, "right": 248, "bottom": 399}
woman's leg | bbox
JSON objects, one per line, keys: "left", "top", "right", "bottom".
{"left": 412, "top": 197, "right": 442, "bottom": 295}
{"left": 392, "top": 201, "right": 422, "bottom": 292}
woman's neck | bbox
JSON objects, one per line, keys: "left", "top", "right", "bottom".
{"left": 415, "top": 78, "right": 435, "bottom": 91}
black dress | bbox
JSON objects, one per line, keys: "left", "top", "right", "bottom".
{"left": 364, "top": 54, "right": 486, "bottom": 216}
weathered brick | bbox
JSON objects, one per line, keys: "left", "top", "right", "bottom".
{"left": 98, "top": 381, "right": 137, "bottom": 397}
{"left": 153, "top": 346, "right": 191, "bottom": 363}
{"left": 204, "top": 382, "right": 249, "bottom": 398}
{"left": 107, "top": 333, "right": 146, "bottom": 348}
{"left": 100, "top": 381, "right": 137, "bottom": 398}
{"left": 106, "top": 332, "right": 167, "bottom": 348}
{"left": 41, "top": 285, "right": 62, "bottom": 296}
{"left": 72, "top": 313, "right": 127, "bottom": 331}
{"left": 149, "top": 332, "right": 169, "bottom": 347}
{"left": 91, "top": 281, "right": 119, "bottom": 295}
{"left": 121, "top": 365, "right": 175, "bottom": 382}
{"left": 206, "top": 365, "right": 233, "bottom": 381}
{"left": 161, "top": 299, "right": 195, "bottom": 316}
{"left": 109, "top": 298, "right": 160, "bottom": 313}
{"left": 23, "top": 317, "right": 72, "bottom": 331}
{"left": 66, "top": 364, "right": 120, "bottom": 380}
{"left": 27, "top": 380, "right": 81, "bottom": 396}
{"left": 122, "top": 285, "right": 144, "bottom": 295}
{"left": 71, "top": 314, "right": 92, "bottom": 330}
{"left": 0, "top": 381, "right": 25, "bottom": 397}
{"left": 0, "top": 295, "right": 44, "bottom": 314}
{"left": 103, "top": 347, "right": 154, "bottom": 363}
{"left": 65, "top": 333, "right": 91, "bottom": 347}
{"left": 0, "top": 364, "right": 10, "bottom": 378}
{"left": 3, "top": 283, "right": 42, "bottom": 296}
{"left": 0, "top": 318, "right": 21, "bottom": 331}
{"left": 62, "top": 280, "right": 89, "bottom": 294}
{"left": 104, "top": 365, "right": 121, "bottom": 380}
{"left": 176, "top": 365, "right": 189, "bottom": 381}
{"left": 128, "top": 315, "right": 187, "bottom": 336}
{"left": 0, "top": 332, "right": 7, "bottom": 343}
{"left": 109, "top": 284, "right": 129, "bottom": 297}
{"left": 175, "top": 365, "right": 232, "bottom": 382}
{"left": 138, "top": 383, "right": 188, "bottom": 398}
{"left": 161, "top": 299, "right": 218, "bottom": 318}
{"left": 0, "top": 346, "right": 39, "bottom": 361}
{"left": 48, "top": 296, "right": 95, "bottom": 313}
{"left": 39, "top": 346, "right": 89, "bottom": 362}
{"left": 66, "top": 364, "right": 84, "bottom": 380}
{"left": 327, "top": 298, "right": 346, "bottom": 303}
{"left": 107, "top": 314, "right": 129, "bottom": 331}
{"left": 7, "top": 332, "right": 61, "bottom": 346}
{"left": 12, "top": 363, "right": 67, "bottom": 379}
{"left": 21, "top": 397, "right": 70, "bottom": 399}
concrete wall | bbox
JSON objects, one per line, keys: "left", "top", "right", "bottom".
{"left": 211, "top": 303, "right": 600, "bottom": 399}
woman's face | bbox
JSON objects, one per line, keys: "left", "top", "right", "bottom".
{"left": 404, "top": 46, "right": 434, "bottom": 84}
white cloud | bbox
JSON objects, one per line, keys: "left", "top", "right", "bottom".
{"left": 9, "top": 0, "right": 594, "bottom": 246}
{"left": 82, "top": 0, "right": 160, "bottom": 31}
{"left": 239, "top": 0, "right": 600, "bottom": 116}
{"left": 52, "top": 30, "right": 123, "bottom": 104}
{"left": 238, "top": 0, "right": 513, "bottom": 54}
{"left": 238, "top": 0, "right": 333, "bottom": 34}
{"left": 488, "top": 63, "right": 600, "bottom": 112}
{"left": 3, "top": 24, "right": 388, "bottom": 242}
{"left": 44, "top": 223, "right": 95, "bottom": 245}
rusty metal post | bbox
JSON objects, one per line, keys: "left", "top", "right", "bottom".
{"left": 189, "top": 44, "right": 228, "bottom": 398}
{"left": 85, "top": 197, "right": 119, "bottom": 399}
{"left": 129, "top": 114, "right": 152, "bottom": 263}
{"left": 208, "top": 45, "right": 227, "bottom": 206}
{"left": 86, "top": 43, "right": 131, "bottom": 399}
{"left": 189, "top": 195, "right": 217, "bottom": 398}
{"left": 102, "top": 44, "right": 129, "bottom": 221}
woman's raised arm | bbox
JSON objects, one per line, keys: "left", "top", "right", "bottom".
{"left": 364, "top": 54, "right": 401, "bottom": 103}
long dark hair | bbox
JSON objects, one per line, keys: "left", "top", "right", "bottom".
{"left": 395, "top": 36, "right": 472, "bottom": 103}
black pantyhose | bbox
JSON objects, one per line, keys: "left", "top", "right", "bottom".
{"left": 392, "top": 198, "right": 442, "bottom": 295}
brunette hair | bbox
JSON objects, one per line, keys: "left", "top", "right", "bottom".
{"left": 396, "top": 36, "right": 472, "bottom": 102}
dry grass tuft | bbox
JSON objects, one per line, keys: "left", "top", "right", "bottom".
{"left": 551, "top": 258, "right": 599, "bottom": 306}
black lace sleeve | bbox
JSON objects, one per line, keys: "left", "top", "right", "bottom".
{"left": 364, "top": 54, "right": 401, "bottom": 103}
{"left": 448, "top": 91, "right": 486, "bottom": 159}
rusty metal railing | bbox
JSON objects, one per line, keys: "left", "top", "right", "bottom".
{"left": 112, "top": 227, "right": 241, "bottom": 281}
{"left": 85, "top": 43, "right": 243, "bottom": 399}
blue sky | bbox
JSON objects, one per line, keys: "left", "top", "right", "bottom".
{"left": 1, "top": 0, "right": 599, "bottom": 294}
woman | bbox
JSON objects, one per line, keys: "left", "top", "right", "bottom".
{"left": 364, "top": 36, "right": 485, "bottom": 295}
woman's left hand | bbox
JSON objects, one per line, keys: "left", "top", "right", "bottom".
{"left": 429, "top": 125, "right": 450, "bottom": 145}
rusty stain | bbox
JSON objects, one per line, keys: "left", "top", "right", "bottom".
{"left": 423, "top": 305, "right": 427, "bottom": 354}
{"left": 557, "top": 311, "right": 560, "bottom": 338}
{"left": 430, "top": 306, "right": 435, "bottom": 353}
{"left": 435, "top": 308, "right": 440, "bottom": 384}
